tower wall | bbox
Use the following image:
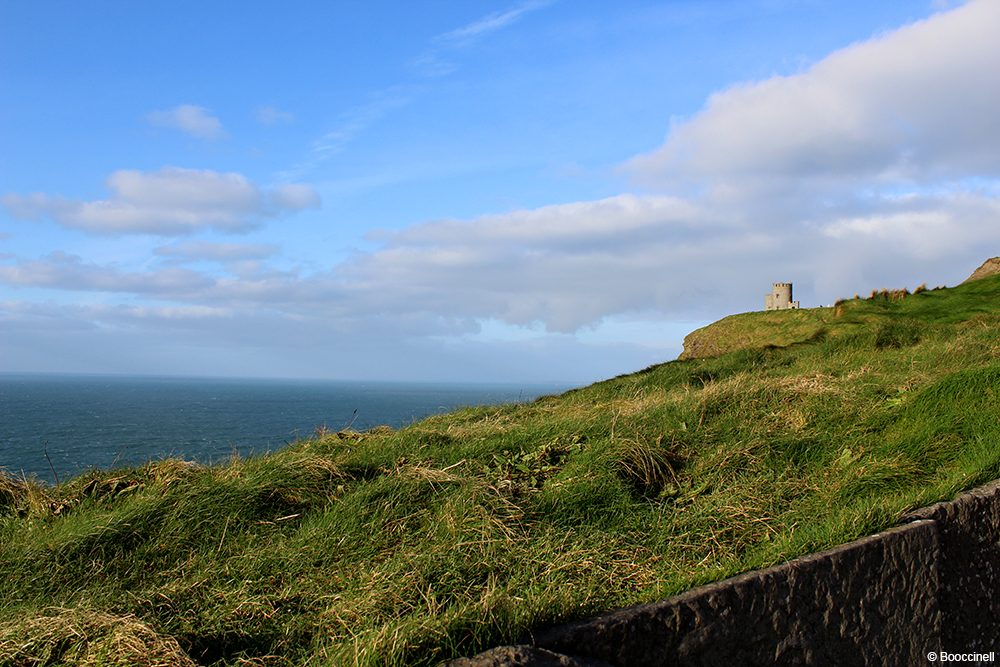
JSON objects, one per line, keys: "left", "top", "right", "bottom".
{"left": 772, "top": 283, "right": 792, "bottom": 305}
{"left": 765, "top": 282, "right": 799, "bottom": 311}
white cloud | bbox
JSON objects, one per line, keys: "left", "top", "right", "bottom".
{"left": 2, "top": 168, "right": 320, "bottom": 236}
{"left": 628, "top": 0, "right": 1000, "bottom": 188}
{"left": 380, "top": 194, "right": 705, "bottom": 247}
{"left": 339, "top": 194, "right": 763, "bottom": 332}
{"left": 110, "top": 169, "right": 259, "bottom": 211}
{"left": 436, "top": 0, "right": 553, "bottom": 46}
{"left": 146, "top": 104, "right": 225, "bottom": 139}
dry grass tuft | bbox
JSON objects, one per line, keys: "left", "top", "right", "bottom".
{"left": 0, "top": 470, "right": 51, "bottom": 517}
{"left": 144, "top": 458, "right": 203, "bottom": 486}
{"left": 605, "top": 388, "right": 668, "bottom": 418}
{"left": 393, "top": 461, "right": 466, "bottom": 485}
{"left": 868, "top": 287, "right": 911, "bottom": 302}
{"left": 0, "top": 608, "right": 195, "bottom": 667}
{"left": 288, "top": 454, "right": 349, "bottom": 482}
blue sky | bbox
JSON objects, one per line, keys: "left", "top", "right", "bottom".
{"left": 2, "top": 0, "right": 997, "bottom": 384}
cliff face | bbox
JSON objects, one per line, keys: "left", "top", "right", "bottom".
{"left": 964, "top": 257, "right": 1000, "bottom": 283}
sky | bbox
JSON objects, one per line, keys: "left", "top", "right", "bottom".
{"left": 2, "top": 0, "right": 998, "bottom": 385}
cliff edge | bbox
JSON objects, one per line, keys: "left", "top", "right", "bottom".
{"left": 964, "top": 257, "right": 1000, "bottom": 283}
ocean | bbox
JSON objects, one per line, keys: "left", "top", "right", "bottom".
{"left": 0, "top": 374, "right": 568, "bottom": 482}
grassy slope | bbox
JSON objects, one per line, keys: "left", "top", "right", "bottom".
{"left": 678, "top": 307, "right": 834, "bottom": 360}
{"left": 4, "top": 277, "right": 1000, "bottom": 665}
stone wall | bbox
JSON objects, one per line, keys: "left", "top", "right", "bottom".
{"left": 906, "top": 481, "right": 1000, "bottom": 655}
{"left": 446, "top": 480, "right": 1000, "bottom": 666}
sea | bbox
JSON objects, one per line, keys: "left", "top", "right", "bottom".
{"left": 0, "top": 374, "right": 569, "bottom": 482}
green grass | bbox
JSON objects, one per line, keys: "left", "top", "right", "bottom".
{"left": 4, "top": 276, "right": 1000, "bottom": 665}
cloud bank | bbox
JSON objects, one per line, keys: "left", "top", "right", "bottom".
{"left": 628, "top": 0, "right": 1000, "bottom": 187}
{"left": 2, "top": 168, "right": 320, "bottom": 235}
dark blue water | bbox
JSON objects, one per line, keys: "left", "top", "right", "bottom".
{"left": 0, "top": 374, "right": 567, "bottom": 482}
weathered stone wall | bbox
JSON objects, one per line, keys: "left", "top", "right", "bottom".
{"left": 446, "top": 481, "right": 1000, "bottom": 666}
{"left": 906, "top": 480, "right": 1000, "bottom": 653}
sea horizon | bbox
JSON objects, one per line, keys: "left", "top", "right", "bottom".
{"left": 1, "top": 373, "right": 571, "bottom": 483}
{"left": 0, "top": 369, "right": 577, "bottom": 387}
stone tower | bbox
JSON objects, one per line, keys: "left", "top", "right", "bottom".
{"left": 765, "top": 282, "right": 800, "bottom": 311}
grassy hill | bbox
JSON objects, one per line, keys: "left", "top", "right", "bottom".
{"left": 5, "top": 274, "right": 1000, "bottom": 665}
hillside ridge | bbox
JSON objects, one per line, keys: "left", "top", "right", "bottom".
{"left": 682, "top": 259, "right": 1000, "bottom": 361}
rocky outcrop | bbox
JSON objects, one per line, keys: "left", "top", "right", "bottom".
{"left": 963, "top": 257, "right": 1000, "bottom": 283}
